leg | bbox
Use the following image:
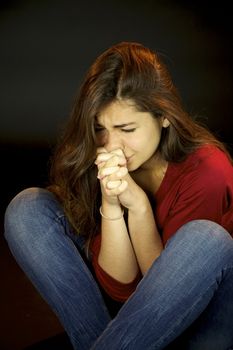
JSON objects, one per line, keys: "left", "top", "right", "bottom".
{"left": 165, "top": 261, "right": 233, "bottom": 350}
{"left": 91, "top": 220, "right": 233, "bottom": 350}
{"left": 4, "top": 188, "right": 111, "bottom": 350}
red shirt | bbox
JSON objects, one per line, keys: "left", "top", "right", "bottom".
{"left": 91, "top": 145, "right": 233, "bottom": 302}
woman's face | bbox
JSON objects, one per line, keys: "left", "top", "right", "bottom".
{"left": 95, "top": 99, "right": 169, "bottom": 172}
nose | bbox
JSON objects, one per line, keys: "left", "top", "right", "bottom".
{"left": 104, "top": 131, "right": 123, "bottom": 152}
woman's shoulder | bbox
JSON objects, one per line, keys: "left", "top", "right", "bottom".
{"left": 178, "top": 144, "right": 233, "bottom": 190}
{"left": 182, "top": 144, "right": 232, "bottom": 170}
{"left": 165, "top": 144, "right": 232, "bottom": 190}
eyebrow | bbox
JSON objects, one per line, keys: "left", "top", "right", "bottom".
{"left": 96, "top": 122, "right": 136, "bottom": 128}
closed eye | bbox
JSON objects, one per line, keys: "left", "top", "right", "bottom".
{"left": 95, "top": 126, "right": 105, "bottom": 132}
{"left": 121, "top": 128, "right": 136, "bottom": 133}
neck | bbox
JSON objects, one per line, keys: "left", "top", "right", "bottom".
{"left": 131, "top": 156, "right": 168, "bottom": 195}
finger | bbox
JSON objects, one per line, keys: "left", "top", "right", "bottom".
{"left": 116, "top": 155, "right": 127, "bottom": 166}
{"left": 105, "top": 180, "right": 128, "bottom": 195}
{"left": 96, "top": 147, "right": 107, "bottom": 155}
{"left": 104, "top": 154, "right": 126, "bottom": 167}
{"left": 96, "top": 154, "right": 124, "bottom": 169}
{"left": 106, "top": 180, "right": 122, "bottom": 189}
{"left": 95, "top": 151, "right": 125, "bottom": 166}
{"left": 116, "top": 166, "right": 128, "bottom": 177}
{"left": 118, "top": 179, "right": 128, "bottom": 192}
{"left": 95, "top": 152, "right": 113, "bottom": 165}
{"left": 110, "top": 149, "right": 127, "bottom": 165}
{"left": 106, "top": 167, "right": 128, "bottom": 182}
{"left": 100, "top": 168, "right": 127, "bottom": 189}
{"left": 105, "top": 155, "right": 120, "bottom": 167}
{"left": 95, "top": 150, "right": 126, "bottom": 166}
{"left": 97, "top": 166, "right": 120, "bottom": 179}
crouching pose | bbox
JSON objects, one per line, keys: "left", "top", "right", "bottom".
{"left": 4, "top": 42, "right": 233, "bottom": 349}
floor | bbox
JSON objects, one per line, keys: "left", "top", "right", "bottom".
{"left": 0, "top": 231, "right": 71, "bottom": 350}
{"left": 0, "top": 143, "right": 72, "bottom": 350}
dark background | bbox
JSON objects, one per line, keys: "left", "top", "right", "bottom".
{"left": 0, "top": 0, "right": 232, "bottom": 349}
{"left": 1, "top": 0, "right": 233, "bottom": 213}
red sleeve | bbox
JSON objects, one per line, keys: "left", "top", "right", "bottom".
{"left": 90, "top": 234, "right": 141, "bottom": 302}
{"left": 158, "top": 147, "right": 233, "bottom": 244}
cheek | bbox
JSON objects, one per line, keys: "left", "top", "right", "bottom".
{"left": 142, "top": 130, "right": 162, "bottom": 153}
{"left": 125, "top": 136, "right": 152, "bottom": 152}
{"left": 124, "top": 128, "right": 162, "bottom": 153}
{"left": 125, "top": 139, "right": 141, "bottom": 151}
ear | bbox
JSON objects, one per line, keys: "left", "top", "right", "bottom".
{"left": 162, "top": 117, "right": 170, "bottom": 128}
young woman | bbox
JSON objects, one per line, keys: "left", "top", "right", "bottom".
{"left": 4, "top": 42, "right": 233, "bottom": 349}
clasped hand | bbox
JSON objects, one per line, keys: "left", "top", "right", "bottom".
{"left": 95, "top": 148, "right": 146, "bottom": 210}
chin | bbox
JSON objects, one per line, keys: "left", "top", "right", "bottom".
{"left": 127, "top": 156, "right": 144, "bottom": 172}
{"left": 127, "top": 163, "right": 140, "bottom": 172}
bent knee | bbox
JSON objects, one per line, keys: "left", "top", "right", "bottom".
{"left": 4, "top": 187, "right": 53, "bottom": 243}
{"left": 179, "top": 219, "right": 232, "bottom": 241}
{"left": 5, "top": 187, "right": 49, "bottom": 222}
{"left": 164, "top": 220, "right": 233, "bottom": 274}
{"left": 172, "top": 219, "right": 233, "bottom": 257}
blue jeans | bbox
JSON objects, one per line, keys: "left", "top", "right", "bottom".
{"left": 4, "top": 188, "right": 233, "bottom": 350}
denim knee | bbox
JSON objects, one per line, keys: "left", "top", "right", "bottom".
{"left": 178, "top": 219, "right": 232, "bottom": 244}
{"left": 167, "top": 219, "right": 233, "bottom": 267}
{"left": 4, "top": 187, "right": 59, "bottom": 247}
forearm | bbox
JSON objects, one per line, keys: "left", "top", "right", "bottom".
{"left": 98, "top": 200, "right": 140, "bottom": 283}
{"left": 128, "top": 196, "right": 163, "bottom": 275}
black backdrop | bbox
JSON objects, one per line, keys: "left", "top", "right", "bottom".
{"left": 0, "top": 0, "right": 232, "bottom": 218}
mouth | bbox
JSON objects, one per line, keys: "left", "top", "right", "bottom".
{"left": 126, "top": 155, "right": 133, "bottom": 163}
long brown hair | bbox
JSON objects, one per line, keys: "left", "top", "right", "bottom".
{"left": 49, "top": 41, "right": 230, "bottom": 243}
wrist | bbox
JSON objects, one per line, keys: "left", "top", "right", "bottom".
{"left": 100, "top": 206, "right": 124, "bottom": 221}
{"left": 128, "top": 194, "right": 151, "bottom": 215}
{"left": 101, "top": 200, "right": 123, "bottom": 220}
